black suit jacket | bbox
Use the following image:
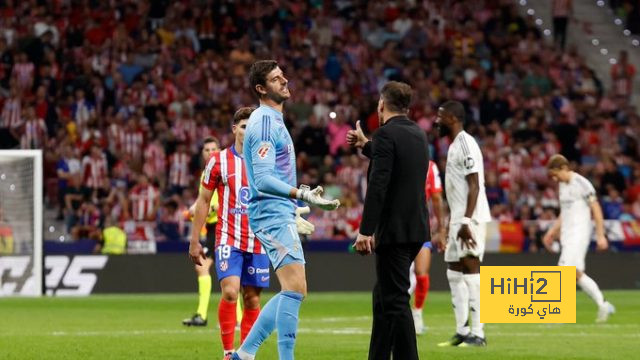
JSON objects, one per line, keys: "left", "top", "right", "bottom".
{"left": 360, "top": 115, "right": 430, "bottom": 245}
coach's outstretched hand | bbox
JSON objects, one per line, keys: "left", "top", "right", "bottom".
{"left": 189, "top": 241, "right": 206, "bottom": 266}
{"left": 295, "top": 206, "right": 315, "bottom": 235}
{"left": 296, "top": 184, "right": 340, "bottom": 211}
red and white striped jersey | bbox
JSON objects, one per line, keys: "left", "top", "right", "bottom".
{"left": 201, "top": 145, "right": 262, "bottom": 254}
{"left": 143, "top": 142, "right": 166, "bottom": 178}
{"left": 169, "top": 151, "right": 191, "bottom": 187}
{"left": 129, "top": 184, "right": 159, "bottom": 221}
{"left": 20, "top": 118, "right": 47, "bottom": 149}
{"left": 81, "top": 154, "right": 108, "bottom": 189}
{"left": 122, "top": 130, "right": 144, "bottom": 160}
{"left": 107, "top": 123, "right": 126, "bottom": 154}
{"left": 1, "top": 97, "right": 22, "bottom": 129}
{"left": 425, "top": 160, "right": 442, "bottom": 199}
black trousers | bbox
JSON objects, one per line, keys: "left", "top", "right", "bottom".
{"left": 369, "top": 243, "right": 423, "bottom": 360}
{"left": 553, "top": 16, "right": 568, "bottom": 49}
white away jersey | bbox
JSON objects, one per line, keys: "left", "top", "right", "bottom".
{"left": 445, "top": 131, "right": 491, "bottom": 224}
{"left": 559, "top": 172, "right": 596, "bottom": 240}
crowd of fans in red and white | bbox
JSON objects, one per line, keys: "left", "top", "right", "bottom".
{"left": 0, "top": 0, "right": 638, "bottom": 244}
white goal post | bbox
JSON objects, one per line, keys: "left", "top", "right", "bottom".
{"left": 0, "top": 150, "right": 43, "bottom": 296}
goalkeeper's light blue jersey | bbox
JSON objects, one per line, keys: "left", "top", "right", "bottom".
{"left": 243, "top": 104, "right": 297, "bottom": 231}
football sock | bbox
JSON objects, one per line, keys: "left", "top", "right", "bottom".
{"left": 414, "top": 275, "right": 430, "bottom": 309}
{"left": 241, "top": 306, "right": 261, "bottom": 343}
{"left": 276, "top": 291, "right": 304, "bottom": 360}
{"left": 197, "top": 275, "right": 212, "bottom": 319}
{"left": 408, "top": 262, "right": 416, "bottom": 295}
{"left": 218, "top": 298, "right": 237, "bottom": 352}
{"left": 238, "top": 293, "right": 280, "bottom": 356}
{"left": 464, "top": 273, "right": 484, "bottom": 338}
{"left": 447, "top": 269, "right": 470, "bottom": 336}
{"left": 578, "top": 273, "right": 605, "bottom": 307}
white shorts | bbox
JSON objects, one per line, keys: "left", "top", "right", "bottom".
{"left": 444, "top": 221, "right": 487, "bottom": 263}
{"left": 558, "top": 235, "right": 590, "bottom": 272}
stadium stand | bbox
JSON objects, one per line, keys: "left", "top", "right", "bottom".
{"left": 0, "top": 0, "right": 638, "bottom": 249}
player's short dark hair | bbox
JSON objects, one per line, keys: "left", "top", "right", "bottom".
{"left": 203, "top": 136, "right": 219, "bottom": 148}
{"left": 233, "top": 107, "right": 255, "bottom": 124}
{"left": 380, "top": 81, "right": 412, "bottom": 113}
{"left": 547, "top": 154, "right": 569, "bottom": 170}
{"left": 249, "top": 60, "right": 278, "bottom": 98}
{"left": 440, "top": 100, "right": 465, "bottom": 123}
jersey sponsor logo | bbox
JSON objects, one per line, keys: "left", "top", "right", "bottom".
{"left": 255, "top": 267, "right": 269, "bottom": 274}
{"left": 464, "top": 155, "right": 475, "bottom": 170}
{"left": 247, "top": 266, "right": 255, "bottom": 275}
{"left": 239, "top": 186, "right": 250, "bottom": 206}
{"left": 257, "top": 143, "right": 270, "bottom": 160}
{"left": 229, "top": 208, "right": 249, "bottom": 215}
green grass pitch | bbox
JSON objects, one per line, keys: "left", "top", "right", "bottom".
{"left": 1, "top": 291, "right": 639, "bottom": 359}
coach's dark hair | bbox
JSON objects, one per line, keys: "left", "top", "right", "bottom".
{"left": 380, "top": 81, "right": 412, "bottom": 113}
{"left": 203, "top": 136, "right": 219, "bottom": 148}
{"left": 440, "top": 100, "right": 465, "bottom": 123}
{"left": 233, "top": 107, "right": 256, "bottom": 124}
{"left": 249, "top": 60, "right": 278, "bottom": 98}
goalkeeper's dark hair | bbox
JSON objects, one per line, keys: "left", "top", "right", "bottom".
{"left": 380, "top": 81, "right": 412, "bottom": 113}
{"left": 233, "top": 107, "right": 256, "bottom": 124}
{"left": 440, "top": 100, "right": 465, "bottom": 123}
{"left": 249, "top": 60, "right": 278, "bottom": 98}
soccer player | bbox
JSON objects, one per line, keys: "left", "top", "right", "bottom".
{"left": 409, "top": 160, "right": 446, "bottom": 334}
{"left": 216, "top": 60, "right": 339, "bottom": 360}
{"left": 183, "top": 137, "right": 220, "bottom": 327}
{"left": 433, "top": 101, "right": 491, "bottom": 347}
{"left": 543, "top": 154, "right": 615, "bottom": 322}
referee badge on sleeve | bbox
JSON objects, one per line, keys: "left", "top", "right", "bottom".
{"left": 464, "top": 156, "right": 475, "bottom": 169}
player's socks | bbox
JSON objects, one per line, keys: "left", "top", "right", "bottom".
{"left": 414, "top": 274, "right": 430, "bottom": 309}
{"left": 218, "top": 299, "right": 238, "bottom": 352}
{"left": 275, "top": 291, "right": 304, "bottom": 360}
{"left": 447, "top": 269, "right": 470, "bottom": 336}
{"left": 464, "top": 273, "right": 484, "bottom": 338}
{"left": 578, "top": 273, "right": 605, "bottom": 307}
{"left": 197, "top": 275, "right": 212, "bottom": 319}
{"left": 241, "top": 306, "right": 261, "bottom": 343}
{"left": 237, "top": 293, "right": 281, "bottom": 357}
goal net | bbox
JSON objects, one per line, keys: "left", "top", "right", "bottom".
{"left": 0, "top": 150, "right": 42, "bottom": 296}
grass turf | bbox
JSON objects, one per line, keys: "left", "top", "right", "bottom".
{"left": 1, "top": 291, "right": 639, "bottom": 359}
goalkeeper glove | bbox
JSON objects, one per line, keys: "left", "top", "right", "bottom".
{"left": 295, "top": 206, "right": 315, "bottom": 235}
{"left": 295, "top": 185, "right": 340, "bottom": 211}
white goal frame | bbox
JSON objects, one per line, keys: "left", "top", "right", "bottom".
{"left": 0, "top": 150, "right": 43, "bottom": 296}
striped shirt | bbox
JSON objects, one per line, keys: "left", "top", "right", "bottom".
{"left": 1, "top": 97, "right": 22, "bottom": 128}
{"left": 168, "top": 151, "right": 191, "bottom": 187}
{"left": 81, "top": 154, "right": 108, "bottom": 189}
{"left": 201, "top": 145, "right": 262, "bottom": 254}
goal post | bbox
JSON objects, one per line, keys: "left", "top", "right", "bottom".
{"left": 0, "top": 150, "right": 43, "bottom": 296}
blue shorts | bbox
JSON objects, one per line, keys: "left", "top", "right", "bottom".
{"left": 214, "top": 245, "right": 271, "bottom": 288}
{"left": 422, "top": 241, "right": 433, "bottom": 250}
{"left": 254, "top": 222, "right": 305, "bottom": 270}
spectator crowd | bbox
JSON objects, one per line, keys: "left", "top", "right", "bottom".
{"left": 0, "top": 0, "right": 638, "bottom": 245}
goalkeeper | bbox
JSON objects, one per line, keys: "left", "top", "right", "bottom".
{"left": 193, "top": 60, "right": 340, "bottom": 360}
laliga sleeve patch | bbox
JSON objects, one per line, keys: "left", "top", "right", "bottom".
{"left": 257, "top": 142, "right": 271, "bottom": 160}
{"left": 203, "top": 155, "right": 216, "bottom": 184}
{"left": 464, "top": 155, "right": 475, "bottom": 170}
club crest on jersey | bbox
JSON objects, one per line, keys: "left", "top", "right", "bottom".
{"left": 219, "top": 260, "right": 228, "bottom": 272}
{"left": 464, "top": 156, "right": 475, "bottom": 170}
{"left": 257, "top": 143, "right": 271, "bottom": 159}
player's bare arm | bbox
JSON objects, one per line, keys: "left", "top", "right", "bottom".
{"left": 542, "top": 215, "right": 562, "bottom": 252}
{"left": 458, "top": 172, "right": 479, "bottom": 250}
{"left": 431, "top": 191, "right": 447, "bottom": 252}
{"left": 589, "top": 200, "right": 609, "bottom": 251}
{"left": 189, "top": 187, "right": 213, "bottom": 266}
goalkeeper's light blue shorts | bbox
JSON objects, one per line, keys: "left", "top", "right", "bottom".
{"left": 254, "top": 221, "right": 306, "bottom": 270}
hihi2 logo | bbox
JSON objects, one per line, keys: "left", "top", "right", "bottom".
{"left": 481, "top": 266, "right": 576, "bottom": 323}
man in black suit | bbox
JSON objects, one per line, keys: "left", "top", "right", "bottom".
{"left": 347, "top": 81, "right": 429, "bottom": 360}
